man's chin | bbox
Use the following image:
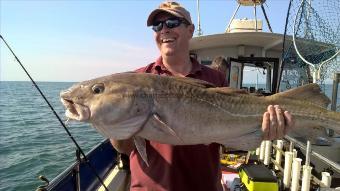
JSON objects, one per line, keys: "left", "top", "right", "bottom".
{"left": 161, "top": 49, "right": 176, "bottom": 57}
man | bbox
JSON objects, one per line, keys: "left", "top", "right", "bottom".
{"left": 111, "top": 1, "right": 294, "bottom": 191}
{"left": 210, "top": 56, "right": 229, "bottom": 77}
{"left": 210, "top": 56, "right": 230, "bottom": 85}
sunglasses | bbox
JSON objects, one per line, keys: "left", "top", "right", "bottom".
{"left": 152, "top": 18, "right": 189, "bottom": 32}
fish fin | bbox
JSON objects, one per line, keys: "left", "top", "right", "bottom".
{"left": 123, "top": 73, "right": 216, "bottom": 88}
{"left": 133, "top": 136, "right": 149, "bottom": 167}
{"left": 272, "top": 83, "right": 330, "bottom": 108}
{"left": 171, "top": 76, "right": 216, "bottom": 88}
{"left": 219, "top": 129, "right": 262, "bottom": 151}
{"left": 152, "top": 113, "right": 183, "bottom": 142}
{"left": 208, "top": 87, "right": 248, "bottom": 95}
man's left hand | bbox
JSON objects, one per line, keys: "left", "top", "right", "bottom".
{"left": 262, "top": 105, "right": 295, "bottom": 140}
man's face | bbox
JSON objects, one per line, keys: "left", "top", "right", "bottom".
{"left": 153, "top": 13, "right": 194, "bottom": 57}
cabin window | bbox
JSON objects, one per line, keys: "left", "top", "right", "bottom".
{"left": 201, "top": 60, "right": 212, "bottom": 65}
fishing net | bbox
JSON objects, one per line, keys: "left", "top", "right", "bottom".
{"left": 281, "top": 0, "right": 340, "bottom": 89}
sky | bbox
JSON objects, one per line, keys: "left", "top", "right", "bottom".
{"left": 0, "top": 0, "right": 291, "bottom": 82}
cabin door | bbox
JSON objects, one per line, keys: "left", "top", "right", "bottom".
{"left": 228, "top": 60, "right": 244, "bottom": 89}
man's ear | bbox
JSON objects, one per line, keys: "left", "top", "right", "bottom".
{"left": 188, "top": 24, "right": 195, "bottom": 37}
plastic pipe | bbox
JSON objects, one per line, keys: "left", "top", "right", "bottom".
{"left": 293, "top": 149, "right": 297, "bottom": 158}
{"left": 275, "top": 140, "right": 283, "bottom": 170}
{"left": 264, "top": 140, "right": 272, "bottom": 165}
{"left": 321, "top": 172, "right": 331, "bottom": 188}
{"left": 259, "top": 141, "right": 265, "bottom": 161}
{"left": 283, "top": 152, "right": 293, "bottom": 188}
{"left": 256, "top": 147, "right": 260, "bottom": 156}
{"left": 291, "top": 158, "right": 302, "bottom": 191}
{"left": 301, "top": 165, "right": 312, "bottom": 191}
{"left": 305, "top": 141, "right": 311, "bottom": 166}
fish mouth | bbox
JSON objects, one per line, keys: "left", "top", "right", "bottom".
{"left": 60, "top": 98, "right": 90, "bottom": 121}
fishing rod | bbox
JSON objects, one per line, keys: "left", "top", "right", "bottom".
{"left": 0, "top": 34, "right": 110, "bottom": 191}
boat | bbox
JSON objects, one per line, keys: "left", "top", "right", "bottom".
{"left": 37, "top": 140, "right": 130, "bottom": 191}
{"left": 38, "top": 0, "right": 340, "bottom": 190}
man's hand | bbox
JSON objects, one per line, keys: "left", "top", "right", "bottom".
{"left": 262, "top": 105, "right": 295, "bottom": 140}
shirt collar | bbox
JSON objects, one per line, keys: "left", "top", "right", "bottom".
{"left": 154, "top": 56, "right": 202, "bottom": 76}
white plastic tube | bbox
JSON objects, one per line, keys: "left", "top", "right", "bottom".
{"left": 291, "top": 158, "right": 302, "bottom": 191}
{"left": 283, "top": 152, "right": 293, "bottom": 188}
{"left": 259, "top": 141, "right": 266, "bottom": 161}
{"left": 301, "top": 165, "right": 312, "bottom": 191}
{"left": 293, "top": 149, "right": 297, "bottom": 158}
{"left": 264, "top": 140, "right": 272, "bottom": 165}
{"left": 321, "top": 172, "right": 331, "bottom": 188}
{"left": 256, "top": 147, "right": 260, "bottom": 156}
{"left": 275, "top": 140, "right": 283, "bottom": 170}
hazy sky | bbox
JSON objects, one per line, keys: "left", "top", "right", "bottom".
{"left": 0, "top": 0, "right": 290, "bottom": 82}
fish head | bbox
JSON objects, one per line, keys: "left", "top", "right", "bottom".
{"left": 60, "top": 73, "right": 153, "bottom": 139}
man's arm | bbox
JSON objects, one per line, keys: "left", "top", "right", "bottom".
{"left": 110, "top": 139, "right": 135, "bottom": 155}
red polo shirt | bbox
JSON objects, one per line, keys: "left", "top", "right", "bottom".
{"left": 130, "top": 57, "right": 226, "bottom": 191}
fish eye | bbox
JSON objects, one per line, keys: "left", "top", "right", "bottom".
{"left": 92, "top": 84, "right": 105, "bottom": 94}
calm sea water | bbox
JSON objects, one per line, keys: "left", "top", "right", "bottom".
{"left": 0, "top": 81, "right": 103, "bottom": 191}
{"left": 0, "top": 81, "right": 339, "bottom": 191}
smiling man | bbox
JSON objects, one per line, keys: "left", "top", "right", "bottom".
{"left": 110, "top": 1, "right": 294, "bottom": 191}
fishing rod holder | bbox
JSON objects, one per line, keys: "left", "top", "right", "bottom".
{"left": 256, "top": 136, "right": 340, "bottom": 190}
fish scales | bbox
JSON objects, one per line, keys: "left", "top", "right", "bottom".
{"left": 156, "top": 77, "right": 266, "bottom": 117}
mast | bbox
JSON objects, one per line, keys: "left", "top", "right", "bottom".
{"left": 196, "top": 0, "right": 203, "bottom": 36}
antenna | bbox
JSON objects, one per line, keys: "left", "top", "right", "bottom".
{"left": 196, "top": 0, "right": 203, "bottom": 36}
{"left": 226, "top": 0, "right": 272, "bottom": 33}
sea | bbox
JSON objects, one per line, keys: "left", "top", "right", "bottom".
{"left": 0, "top": 81, "right": 339, "bottom": 191}
{"left": 0, "top": 81, "right": 103, "bottom": 191}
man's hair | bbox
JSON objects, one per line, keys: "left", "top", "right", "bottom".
{"left": 210, "top": 56, "right": 228, "bottom": 73}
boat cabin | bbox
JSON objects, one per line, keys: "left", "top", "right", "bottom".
{"left": 190, "top": 31, "right": 283, "bottom": 94}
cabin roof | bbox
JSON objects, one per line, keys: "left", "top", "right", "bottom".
{"left": 190, "top": 32, "right": 286, "bottom": 51}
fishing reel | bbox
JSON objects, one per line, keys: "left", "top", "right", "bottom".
{"left": 36, "top": 175, "right": 50, "bottom": 191}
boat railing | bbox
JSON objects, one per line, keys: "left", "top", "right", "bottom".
{"left": 38, "top": 139, "right": 117, "bottom": 191}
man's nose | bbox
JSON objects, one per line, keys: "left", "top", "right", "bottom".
{"left": 160, "top": 24, "right": 170, "bottom": 33}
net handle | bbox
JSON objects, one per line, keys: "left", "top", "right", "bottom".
{"left": 293, "top": 0, "right": 314, "bottom": 69}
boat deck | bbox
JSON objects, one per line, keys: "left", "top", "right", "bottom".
{"left": 97, "top": 166, "right": 130, "bottom": 191}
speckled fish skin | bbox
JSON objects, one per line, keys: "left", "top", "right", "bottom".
{"left": 60, "top": 73, "right": 340, "bottom": 151}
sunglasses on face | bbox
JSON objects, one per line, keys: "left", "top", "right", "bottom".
{"left": 152, "top": 18, "right": 189, "bottom": 32}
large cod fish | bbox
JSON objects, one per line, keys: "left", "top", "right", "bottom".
{"left": 60, "top": 73, "right": 340, "bottom": 164}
